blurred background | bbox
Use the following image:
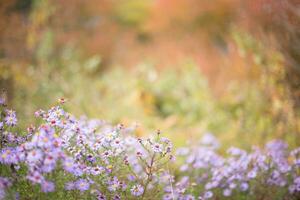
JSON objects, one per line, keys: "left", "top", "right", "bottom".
{"left": 0, "top": 0, "right": 299, "bottom": 149}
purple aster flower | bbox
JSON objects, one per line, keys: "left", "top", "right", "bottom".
{"left": 26, "top": 171, "right": 45, "bottom": 184}
{"left": 96, "top": 192, "right": 107, "bottom": 200}
{"left": 240, "top": 182, "right": 249, "bottom": 191}
{"left": 130, "top": 184, "right": 144, "bottom": 196}
{"left": 75, "top": 179, "right": 90, "bottom": 192}
{"left": 0, "top": 148, "right": 17, "bottom": 164}
{"left": 91, "top": 166, "right": 104, "bottom": 176}
{"left": 42, "top": 153, "right": 58, "bottom": 171}
{"left": 42, "top": 164, "right": 55, "bottom": 173}
{"left": 0, "top": 177, "right": 12, "bottom": 189}
{"left": 266, "top": 140, "right": 288, "bottom": 160}
{"left": 247, "top": 170, "right": 257, "bottom": 179}
{"left": 119, "top": 180, "right": 127, "bottom": 191}
{"left": 205, "top": 182, "right": 213, "bottom": 190}
{"left": 223, "top": 188, "right": 232, "bottom": 197}
{"left": 41, "top": 181, "right": 55, "bottom": 193}
{"left": 43, "top": 155, "right": 57, "bottom": 166}
{"left": 0, "top": 147, "right": 13, "bottom": 164}
{"left": 107, "top": 177, "right": 120, "bottom": 192}
{"left": 203, "top": 191, "right": 213, "bottom": 199}
{"left": 152, "top": 143, "right": 163, "bottom": 153}
{"left": 113, "top": 194, "right": 121, "bottom": 200}
{"left": 72, "top": 167, "right": 84, "bottom": 177}
{"left": 63, "top": 157, "right": 83, "bottom": 176}
{"left": 102, "top": 150, "right": 112, "bottom": 160}
{"left": 112, "top": 138, "right": 123, "bottom": 148}
{"left": 27, "top": 149, "right": 43, "bottom": 163}
{"left": 290, "top": 177, "right": 300, "bottom": 193}
{"left": 127, "top": 174, "right": 136, "bottom": 181}
{"left": 38, "top": 135, "right": 54, "bottom": 148}
{"left": 65, "top": 182, "right": 75, "bottom": 191}
{"left": 229, "top": 182, "right": 237, "bottom": 189}
{"left": 86, "top": 154, "right": 96, "bottom": 163}
{"left": 63, "top": 154, "right": 75, "bottom": 166}
{"left": 289, "top": 185, "right": 296, "bottom": 194}
{"left": 6, "top": 132, "right": 17, "bottom": 144}
{"left": 4, "top": 110, "right": 17, "bottom": 126}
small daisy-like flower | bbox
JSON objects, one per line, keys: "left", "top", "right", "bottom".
{"left": 0, "top": 148, "right": 12, "bottom": 164}
{"left": 0, "top": 177, "right": 12, "bottom": 189}
{"left": 240, "top": 182, "right": 249, "bottom": 191}
{"left": 75, "top": 179, "right": 90, "bottom": 192}
{"left": 127, "top": 175, "right": 136, "bottom": 181}
{"left": 0, "top": 147, "right": 19, "bottom": 164}
{"left": 63, "top": 157, "right": 75, "bottom": 171}
{"left": 41, "top": 181, "right": 55, "bottom": 193}
{"left": 247, "top": 170, "right": 257, "bottom": 179}
{"left": 27, "top": 149, "right": 43, "bottom": 163}
{"left": 152, "top": 143, "right": 163, "bottom": 153}
{"left": 96, "top": 192, "right": 106, "bottom": 200}
{"left": 65, "top": 182, "right": 75, "bottom": 191}
{"left": 91, "top": 166, "right": 104, "bottom": 176}
{"left": 112, "top": 138, "right": 123, "bottom": 148}
{"left": 203, "top": 191, "right": 213, "bottom": 199}
{"left": 119, "top": 180, "right": 127, "bottom": 191}
{"left": 102, "top": 150, "right": 112, "bottom": 159}
{"left": 4, "top": 110, "right": 17, "bottom": 126}
{"left": 43, "top": 155, "right": 56, "bottom": 166}
{"left": 86, "top": 154, "right": 95, "bottom": 163}
{"left": 223, "top": 188, "right": 232, "bottom": 197}
{"left": 104, "top": 131, "right": 117, "bottom": 142}
{"left": 113, "top": 194, "right": 121, "bottom": 200}
{"left": 26, "top": 171, "right": 45, "bottom": 184}
{"left": 130, "top": 184, "right": 144, "bottom": 196}
{"left": 107, "top": 177, "right": 120, "bottom": 192}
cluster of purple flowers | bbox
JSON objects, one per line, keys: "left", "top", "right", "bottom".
{"left": 0, "top": 97, "right": 299, "bottom": 199}
{"left": 162, "top": 133, "right": 300, "bottom": 200}
{"left": 0, "top": 100, "right": 174, "bottom": 199}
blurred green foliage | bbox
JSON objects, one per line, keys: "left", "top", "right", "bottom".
{"left": 1, "top": 0, "right": 299, "bottom": 151}
{"left": 4, "top": 52, "right": 299, "bottom": 150}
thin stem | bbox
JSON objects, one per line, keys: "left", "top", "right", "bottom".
{"left": 167, "top": 162, "right": 175, "bottom": 200}
{"left": 141, "top": 153, "right": 156, "bottom": 199}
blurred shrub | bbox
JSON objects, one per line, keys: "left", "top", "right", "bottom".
{"left": 1, "top": 0, "right": 299, "bottom": 151}
{"left": 2, "top": 55, "right": 300, "bottom": 151}
{"left": 113, "top": 0, "right": 151, "bottom": 28}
